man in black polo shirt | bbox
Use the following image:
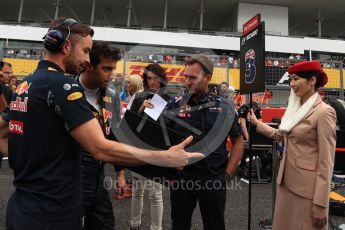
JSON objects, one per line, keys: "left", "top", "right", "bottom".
{"left": 0, "top": 61, "right": 14, "bottom": 103}
{"left": 0, "top": 61, "right": 14, "bottom": 109}
{"left": 165, "top": 55, "right": 244, "bottom": 230}
{"left": 0, "top": 18, "right": 202, "bottom": 230}
{"left": 0, "top": 61, "right": 13, "bottom": 169}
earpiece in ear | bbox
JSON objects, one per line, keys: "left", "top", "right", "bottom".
{"left": 42, "top": 18, "right": 78, "bottom": 53}
{"left": 43, "top": 30, "right": 67, "bottom": 53}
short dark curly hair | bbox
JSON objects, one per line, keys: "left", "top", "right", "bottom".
{"left": 143, "top": 63, "right": 167, "bottom": 90}
{"left": 89, "top": 41, "right": 122, "bottom": 67}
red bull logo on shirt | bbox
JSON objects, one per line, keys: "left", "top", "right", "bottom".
{"left": 102, "top": 109, "right": 113, "bottom": 135}
{"left": 103, "top": 109, "right": 112, "bottom": 121}
{"left": 10, "top": 97, "right": 28, "bottom": 113}
{"left": 15, "top": 81, "right": 31, "bottom": 96}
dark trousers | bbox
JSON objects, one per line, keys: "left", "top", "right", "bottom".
{"left": 81, "top": 153, "right": 114, "bottom": 230}
{"left": 170, "top": 172, "right": 226, "bottom": 230}
{"left": 6, "top": 193, "right": 82, "bottom": 230}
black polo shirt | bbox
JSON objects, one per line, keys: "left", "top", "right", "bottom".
{"left": 165, "top": 92, "right": 243, "bottom": 174}
{"left": 8, "top": 60, "right": 94, "bottom": 219}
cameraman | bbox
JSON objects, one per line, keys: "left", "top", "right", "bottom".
{"left": 238, "top": 102, "right": 272, "bottom": 179}
{"left": 238, "top": 102, "right": 262, "bottom": 141}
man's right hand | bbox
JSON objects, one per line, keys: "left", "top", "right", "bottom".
{"left": 71, "top": 119, "right": 204, "bottom": 167}
{"left": 158, "top": 136, "right": 204, "bottom": 168}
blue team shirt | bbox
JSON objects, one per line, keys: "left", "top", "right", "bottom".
{"left": 7, "top": 60, "right": 94, "bottom": 219}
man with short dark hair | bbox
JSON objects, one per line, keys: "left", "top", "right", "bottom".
{"left": 78, "top": 40, "right": 130, "bottom": 230}
{"left": 0, "top": 61, "right": 12, "bottom": 168}
{"left": 0, "top": 61, "right": 14, "bottom": 106}
{"left": 0, "top": 18, "right": 202, "bottom": 230}
{"left": 220, "top": 81, "right": 230, "bottom": 98}
{"left": 165, "top": 55, "right": 244, "bottom": 230}
{"left": 0, "top": 62, "right": 13, "bottom": 84}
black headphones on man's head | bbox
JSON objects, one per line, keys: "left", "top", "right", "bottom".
{"left": 43, "top": 18, "right": 78, "bottom": 53}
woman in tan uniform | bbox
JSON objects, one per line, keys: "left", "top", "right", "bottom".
{"left": 247, "top": 60, "right": 336, "bottom": 229}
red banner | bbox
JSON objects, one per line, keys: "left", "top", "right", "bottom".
{"left": 243, "top": 14, "right": 260, "bottom": 36}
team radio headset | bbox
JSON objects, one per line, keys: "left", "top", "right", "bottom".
{"left": 42, "top": 18, "right": 78, "bottom": 53}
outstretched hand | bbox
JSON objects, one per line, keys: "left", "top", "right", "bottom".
{"left": 162, "top": 136, "right": 204, "bottom": 168}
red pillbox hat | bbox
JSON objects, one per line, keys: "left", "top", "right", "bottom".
{"left": 288, "top": 60, "right": 328, "bottom": 87}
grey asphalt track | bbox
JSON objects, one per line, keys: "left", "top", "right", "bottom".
{"left": 1, "top": 161, "right": 344, "bottom": 230}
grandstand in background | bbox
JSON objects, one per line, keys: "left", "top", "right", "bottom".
{"left": 2, "top": 0, "right": 345, "bottom": 38}
{"left": 0, "top": 0, "right": 344, "bottom": 106}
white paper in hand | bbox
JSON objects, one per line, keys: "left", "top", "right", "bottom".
{"left": 144, "top": 94, "right": 168, "bottom": 121}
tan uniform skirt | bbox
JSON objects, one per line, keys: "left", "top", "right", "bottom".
{"left": 272, "top": 183, "right": 328, "bottom": 230}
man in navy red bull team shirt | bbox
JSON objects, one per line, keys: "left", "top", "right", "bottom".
{"left": 0, "top": 17, "right": 203, "bottom": 230}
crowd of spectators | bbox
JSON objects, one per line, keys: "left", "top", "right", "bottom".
{"left": 2, "top": 47, "right": 344, "bottom": 71}
{"left": 321, "top": 60, "right": 341, "bottom": 69}
{"left": 3, "top": 48, "right": 46, "bottom": 60}
{"left": 114, "top": 53, "right": 345, "bottom": 70}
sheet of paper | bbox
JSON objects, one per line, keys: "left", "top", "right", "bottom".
{"left": 144, "top": 94, "right": 168, "bottom": 121}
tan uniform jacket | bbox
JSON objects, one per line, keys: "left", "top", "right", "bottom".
{"left": 256, "top": 95, "right": 336, "bottom": 208}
